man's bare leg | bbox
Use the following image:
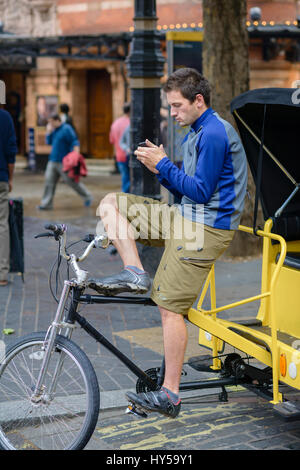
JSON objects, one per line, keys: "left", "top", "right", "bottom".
{"left": 159, "top": 306, "right": 188, "bottom": 395}
{"left": 125, "top": 305, "right": 186, "bottom": 417}
{"left": 98, "top": 193, "right": 187, "bottom": 393}
{"left": 97, "top": 192, "right": 143, "bottom": 269}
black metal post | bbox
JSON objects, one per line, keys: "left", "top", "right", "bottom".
{"left": 126, "top": 0, "right": 165, "bottom": 199}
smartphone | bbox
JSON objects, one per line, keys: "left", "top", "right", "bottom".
{"left": 138, "top": 141, "right": 148, "bottom": 147}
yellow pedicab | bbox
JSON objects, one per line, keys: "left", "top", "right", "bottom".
{"left": 187, "top": 87, "right": 300, "bottom": 420}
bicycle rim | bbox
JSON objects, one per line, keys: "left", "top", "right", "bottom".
{"left": 0, "top": 332, "right": 99, "bottom": 450}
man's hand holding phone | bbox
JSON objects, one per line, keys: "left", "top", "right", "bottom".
{"left": 134, "top": 139, "right": 166, "bottom": 174}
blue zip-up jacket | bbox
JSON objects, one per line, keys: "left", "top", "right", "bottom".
{"left": 0, "top": 109, "right": 17, "bottom": 182}
{"left": 46, "top": 123, "right": 79, "bottom": 163}
{"left": 156, "top": 108, "right": 247, "bottom": 230}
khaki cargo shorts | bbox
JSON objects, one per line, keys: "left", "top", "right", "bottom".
{"left": 116, "top": 193, "right": 234, "bottom": 316}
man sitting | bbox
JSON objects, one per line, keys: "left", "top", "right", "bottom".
{"left": 93, "top": 68, "right": 247, "bottom": 418}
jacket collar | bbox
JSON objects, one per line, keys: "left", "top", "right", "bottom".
{"left": 191, "top": 107, "right": 214, "bottom": 133}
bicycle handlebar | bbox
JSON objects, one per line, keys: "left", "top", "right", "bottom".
{"left": 36, "top": 223, "right": 109, "bottom": 261}
{"left": 35, "top": 223, "right": 110, "bottom": 283}
{"left": 44, "top": 223, "right": 66, "bottom": 239}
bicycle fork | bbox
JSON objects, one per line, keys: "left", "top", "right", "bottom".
{"left": 31, "top": 280, "right": 73, "bottom": 402}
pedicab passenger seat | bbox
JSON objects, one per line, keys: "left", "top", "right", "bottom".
{"left": 271, "top": 214, "right": 300, "bottom": 244}
{"left": 276, "top": 252, "right": 300, "bottom": 270}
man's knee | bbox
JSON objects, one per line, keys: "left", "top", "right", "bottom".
{"left": 97, "top": 192, "right": 117, "bottom": 218}
{"left": 159, "top": 306, "right": 183, "bottom": 323}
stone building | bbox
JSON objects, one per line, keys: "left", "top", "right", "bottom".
{"left": 0, "top": 0, "right": 299, "bottom": 160}
{"left": 0, "top": 0, "right": 58, "bottom": 156}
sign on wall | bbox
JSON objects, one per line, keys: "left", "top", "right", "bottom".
{"left": 36, "top": 95, "right": 58, "bottom": 127}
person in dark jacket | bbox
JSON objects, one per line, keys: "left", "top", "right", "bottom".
{"left": 0, "top": 108, "right": 17, "bottom": 286}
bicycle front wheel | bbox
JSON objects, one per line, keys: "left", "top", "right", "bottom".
{"left": 0, "top": 332, "right": 100, "bottom": 450}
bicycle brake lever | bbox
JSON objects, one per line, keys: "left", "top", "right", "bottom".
{"left": 34, "top": 232, "right": 55, "bottom": 239}
{"left": 83, "top": 234, "right": 95, "bottom": 243}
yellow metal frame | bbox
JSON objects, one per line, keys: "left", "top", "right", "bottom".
{"left": 187, "top": 220, "right": 300, "bottom": 404}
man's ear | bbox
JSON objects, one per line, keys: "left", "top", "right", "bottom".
{"left": 195, "top": 93, "right": 205, "bottom": 108}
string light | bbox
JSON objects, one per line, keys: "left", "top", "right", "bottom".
{"left": 132, "top": 19, "right": 297, "bottom": 32}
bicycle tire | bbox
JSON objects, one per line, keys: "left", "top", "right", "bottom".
{"left": 0, "top": 331, "right": 100, "bottom": 450}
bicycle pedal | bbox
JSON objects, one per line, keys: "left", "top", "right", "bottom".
{"left": 126, "top": 402, "right": 148, "bottom": 418}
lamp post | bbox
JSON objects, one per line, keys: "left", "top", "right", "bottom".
{"left": 126, "top": 1, "right": 165, "bottom": 274}
{"left": 126, "top": 0, "right": 165, "bottom": 199}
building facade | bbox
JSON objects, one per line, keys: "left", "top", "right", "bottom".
{"left": 0, "top": 0, "right": 299, "bottom": 159}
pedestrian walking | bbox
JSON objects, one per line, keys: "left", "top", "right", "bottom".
{"left": 37, "top": 114, "right": 92, "bottom": 210}
{"left": 109, "top": 103, "right": 130, "bottom": 193}
{"left": 0, "top": 108, "right": 17, "bottom": 286}
{"left": 93, "top": 67, "right": 248, "bottom": 418}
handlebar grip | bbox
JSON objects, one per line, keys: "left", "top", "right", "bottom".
{"left": 34, "top": 232, "right": 54, "bottom": 239}
{"left": 45, "top": 223, "right": 65, "bottom": 233}
{"left": 45, "top": 223, "right": 62, "bottom": 231}
{"left": 44, "top": 224, "right": 56, "bottom": 231}
{"left": 44, "top": 223, "right": 65, "bottom": 240}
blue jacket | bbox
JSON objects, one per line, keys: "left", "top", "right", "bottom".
{"left": 0, "top": 109, "right": 17, "bottom": 182}
{"left": 156, "top": 108, "right": 247, "bottom": 230}
{"left": 46, "top": 123, "right": 79, "bottom": 163}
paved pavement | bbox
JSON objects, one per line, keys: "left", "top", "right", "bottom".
{"left": 1, "top": 158, "right": 300, "bottom": 451}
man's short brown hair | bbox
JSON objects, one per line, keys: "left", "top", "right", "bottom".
{"left": 49, "top": 113, "right": 61, "bottom": 122}
{"left": 163, "top": 67, "right": 211, "bottom": 106}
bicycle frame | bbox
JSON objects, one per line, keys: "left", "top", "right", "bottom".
{"left": 33, "top": 281, "right": 240, "bottom": 402}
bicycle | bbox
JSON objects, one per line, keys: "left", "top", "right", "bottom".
{"left": 0, "top": 223, "right": 251, "bottom": 450}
